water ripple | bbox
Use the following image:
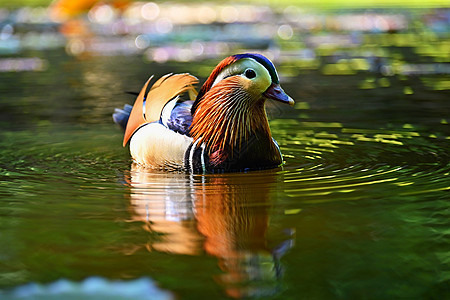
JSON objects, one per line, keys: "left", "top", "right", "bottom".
{"left": 273, "top": 123, "right": 449, "bottom": 205}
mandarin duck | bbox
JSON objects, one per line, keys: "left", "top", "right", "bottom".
{"left": 113, "top": 53, "right": 294, "bottom": 173}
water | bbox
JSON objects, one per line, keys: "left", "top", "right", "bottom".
{"left": 1, "top": 6, "right": 450, "bottom": 300}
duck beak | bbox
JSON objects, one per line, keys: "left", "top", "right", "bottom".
{"left": 263, "top": 83, "right": 295, "bottom": 106}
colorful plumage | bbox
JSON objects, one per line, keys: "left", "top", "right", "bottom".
{"left": 113, "top": 53, "right": 294, "bottom": 173}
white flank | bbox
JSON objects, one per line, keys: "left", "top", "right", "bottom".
{"left": 130, "top": 123, "right": 193, "bottom": 169}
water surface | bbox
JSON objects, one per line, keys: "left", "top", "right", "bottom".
{"left": 1, "top": 8, "right": 449, "bottom": 299}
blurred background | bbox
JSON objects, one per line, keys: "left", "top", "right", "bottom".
{"left": 1, "top": 0, "right": 448, "bottom": 73}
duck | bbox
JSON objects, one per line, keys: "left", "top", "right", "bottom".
{"left": 113, "top": 53, "right": 294, "bottom": 173}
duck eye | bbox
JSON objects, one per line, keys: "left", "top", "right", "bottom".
{"left": 244, "top": 69, "right": 256, "bottom": 79}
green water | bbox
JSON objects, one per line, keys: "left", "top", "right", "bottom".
{"left": 1, "top": 41, "right": 449, "bottom": 299}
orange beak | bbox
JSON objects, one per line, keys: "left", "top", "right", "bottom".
{"left": 263, "top": 83, "right": 295, "bottom": 106}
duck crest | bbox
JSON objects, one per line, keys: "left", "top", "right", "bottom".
{"left": 191, "top": 56, "right": 239, "bottom": 114}
{"left": 233, "top": 53, "right": 280, "bottom": 83}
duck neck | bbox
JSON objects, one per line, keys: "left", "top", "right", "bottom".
{"left": 189, "top": 82, "right": 275, "bottom": 166}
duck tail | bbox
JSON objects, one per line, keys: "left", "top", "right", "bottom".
{"left": 112, "top": 104, "right": 133, "bottom": 131}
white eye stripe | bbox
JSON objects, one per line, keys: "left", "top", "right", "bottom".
{"left": 211, "top": 65, "right": 238, "bottom": 87}
{"left": 211, "top": 58, "right": 265, "bottom": 88}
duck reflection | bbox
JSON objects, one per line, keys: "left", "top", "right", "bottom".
{"left": 127, "top": 164, "right": 294, "bottom": 298}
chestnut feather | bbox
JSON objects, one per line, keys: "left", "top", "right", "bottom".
{"left": 190, "top": 76, "right": 273, "bottom": 165}
{"left": 191, "top": 56, "right": 238, "bottom": 114}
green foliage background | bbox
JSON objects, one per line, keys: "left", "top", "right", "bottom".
{"left": 2, "top": 0, "right": 450, "bottom": 9}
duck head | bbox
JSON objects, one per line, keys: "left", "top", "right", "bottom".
{"left": 192, "top": 53, "right": 294, "bottom": 112}
{"left": 190, "top": 53, "right": 294, "bottom": 166}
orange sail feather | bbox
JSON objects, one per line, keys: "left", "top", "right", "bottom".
{"left": 123, "top": 76, "right": 153, "bottom": 146}
{"left": 123, "top": 74, "right": 198, "bottom": 146}
{"left": 144, "top": 73, "right": 198, "bottom": 123}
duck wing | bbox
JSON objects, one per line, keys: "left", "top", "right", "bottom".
{"left": 165, "top": 100, "right": 194, "bottom": 135}
{"left": 123, "top": 73, "right": 198, "bottom": 146}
